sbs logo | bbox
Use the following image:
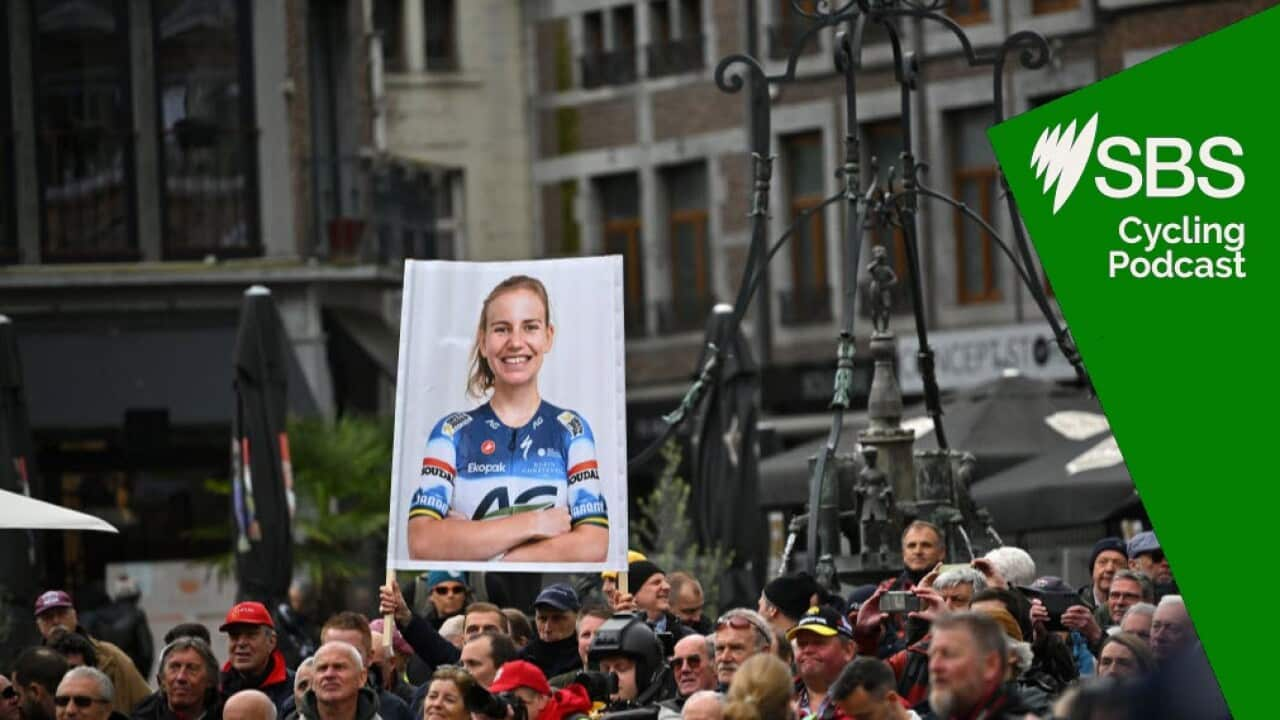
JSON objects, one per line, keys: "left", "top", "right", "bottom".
{"left": 1030, "top": 112, "right": 1245, "bottom": 214}
{"left": 1032, "top": 113, "right": 1100, "bottom": 214}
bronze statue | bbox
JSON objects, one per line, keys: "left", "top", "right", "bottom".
{"left": 867, "top": 245, "right": 897, "bottom": 333}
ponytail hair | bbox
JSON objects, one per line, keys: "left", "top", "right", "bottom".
{"left": 723, "top": 653, "right": 794, "bottom": 720}
{"left": 466, "top": 275, "right": 552, "bottom": 399}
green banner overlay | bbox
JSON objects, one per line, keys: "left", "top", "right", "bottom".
{"left": 989, "top": 6, "right": 1280, "bottom": 716}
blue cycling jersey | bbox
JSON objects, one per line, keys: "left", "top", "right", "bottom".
{"left": 409, "top": 401, "right": 608, "bottom": 528}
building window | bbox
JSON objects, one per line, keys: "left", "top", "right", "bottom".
{"left": 647, "top": 0, "right": 704, "bottom": 78}
{"left": 1032, "top": 0, "right": 1079, "bottom": 13}
{"left": 2, "top": 15, "right": 15, "bottom": 263}
{"left": 662, "top": 162, "right": 712, "bottom": 334}
{"left": 781, "top": 132, "right": 831, "bottom": 326}
{"left": 367, "top": 165, "right": 456, "bottom": 262}
{"left": 373, "top": 0, "right": 404, "bottom": 72}
{"left": 948, "top": 0, "right": 990, "bottom": 25}
{"left": 769, "top": 0, "right": 821, "bottom": 60}
{"left": 581, "top": 7, "right": 637, "bottom": 88}
{"left": 424, "top": 0, "right": 457, "bottom": 71}
{"left": 154, "top": 0, "right": 260, "bottom": 259}
{"left": 597, "top": 173, "right": 645, "bottom": 337}
{"left": 862, "top": 119, "right": 912, "bottom": 314}
{"left": 950, "top": 106, "right": 1001, "bottom": 304}
{"left": 32, "top": 0, "right": 139, "bottom": 261}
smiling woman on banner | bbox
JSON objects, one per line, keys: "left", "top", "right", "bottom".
{"left": 406, "top": 275, "right": 609, "bottom": 562}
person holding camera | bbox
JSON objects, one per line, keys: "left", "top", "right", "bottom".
{"left": 586, "top": 613, "right": 675, "bottom": 711}
{"left": 853, "top": 522, "right": 947, "bottom": 660}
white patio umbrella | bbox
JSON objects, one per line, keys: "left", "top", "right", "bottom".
{"left": 0, "top": 488, "right": 118, "bottom": 533}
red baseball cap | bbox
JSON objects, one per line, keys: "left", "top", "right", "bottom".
{"left": 488, "top": 660, "right": 551, "bottom": 696}
{"left": 219, "top": 601, "right": 275, "bottom": 631}
{"left": 34, "top": 590, "right": 74, "bottom": 617}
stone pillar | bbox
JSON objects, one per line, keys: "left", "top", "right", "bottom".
{"left": 130, "top": 0, "right": 163, "bottom": 261}
{"left": 405, "top": 0, "right": 425, "bottom": 73}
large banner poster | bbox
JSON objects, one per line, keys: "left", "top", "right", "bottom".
{"left": 387, "top": 258, "right": 628, "bottom": 572}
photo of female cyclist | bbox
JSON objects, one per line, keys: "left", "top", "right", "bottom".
{"left": 403, "top": 273, "right": 611, "bottom": 563}
{"left": 388, "top": 257, "right": 626, "bottom": 571}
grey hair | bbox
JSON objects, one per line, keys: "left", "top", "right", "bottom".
{"left": 159, "top": 637, "right": 219, "bottom": 683}
{"left": 316, "top": 640, "right": 364, "bottom": 668}
{"left": 983, "top": 547, "right": 1037, "bottom": 588}
{"left": 439, "top": 614, "right": 466, "bottom": 641}
{"left": 714, "top": 609, "right": 772, "bottom": 652}
{"left": 62, "top": 666, "right": 114, "bottom": 704}
{"left": 1007, "top": 639, "right": 1034, "bottom": 674}
{"left": 296, "top": 656, "right": 316, "bottom": 674}
{"left": 934, "top": 567, "right": 989, "bottom": 594}
{"left": 1156, "top": 594, "right": 1185, "bottom": 611}
{"left": 682, "top": 690, "right": 723, "bottom": 718}
{"left": 1122, "top": 602, "right": 1156, "bottom": 622}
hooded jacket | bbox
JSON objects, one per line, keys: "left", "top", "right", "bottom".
{"left": 220, "top": 649, "right": 295, "bottom": 715}
{"left": 288, "top": 686, "right": 382, "bottom": 720}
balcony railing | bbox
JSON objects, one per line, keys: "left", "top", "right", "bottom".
{"left": 767, "top": 21, "right": 822, "bottom": 61}
{"left": 656, "top": 294, "right": 718, "bottom": 335}
{"left": 780, "top": 285, "right": 834, "bottom": 326}
{"left": 646, "top": 36, "right": 705, "bottom": 78}
{"left": 38, "top": 127, "right": 140, "bottom": 262}
{"left": 160, "top": 122, "right": 260, "bottom": 260}
{"left": 580, "top": 49, "right": 638, "bottom": 89}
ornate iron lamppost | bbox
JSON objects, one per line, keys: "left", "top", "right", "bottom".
{"left": 632, "top": 0, "right": 1090, "bottom": 592}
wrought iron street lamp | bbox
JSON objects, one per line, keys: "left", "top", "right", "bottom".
{"left": 633, "top": 0, "right": 1089, "bottom": 590}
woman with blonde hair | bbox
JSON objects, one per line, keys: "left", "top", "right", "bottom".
{"left": 407, "top": 275, "right": 608, "bottom": 562}
{"left": 422, "top": 666, "right": 476, "bottom": 720}
{"left": 724, "top": 653, "right": 795, "bottom": 720}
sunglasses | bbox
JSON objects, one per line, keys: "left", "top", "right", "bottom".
{"left": 670, "top": 655, "right": 703, "bottom": 671}
{"left": 55, "top": 696, "right": 107, "bottom": 708}
{"left": 3, "top": 687, "right": 16, "bottom": 700}
{"left": 433, "top": 585, "right": 467, "bottom": 596}
{"left": 1141, "top": 550, "right": 1166, "bottom": 563}
{"left": 715, "top": 614, "right": 771, "bottom": 643}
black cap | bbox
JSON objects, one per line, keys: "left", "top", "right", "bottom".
{"left": 763, "top": 574, "right": 820, "bottom": 620}
{"left": 534, "top": 583, "right": 580, "bottom": 612}
{"left": 1089, "top": 537, "right": 1127, "bottom": 571}
{"left": 628, "top": 561, "right": 664, "bottom": 591}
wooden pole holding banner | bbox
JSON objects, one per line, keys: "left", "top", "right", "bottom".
{"left": 383, "top": 567, "right": 395, "bottom": 649}
{"left": 619, "top": 572, "right": 628, "bottom": 599}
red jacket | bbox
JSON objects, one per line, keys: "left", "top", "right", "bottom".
{"left": 887, "top": 635, "right": 931, "bottom": 708}
{"left": 537, "top": 683, "right": 595, "bottom": 720}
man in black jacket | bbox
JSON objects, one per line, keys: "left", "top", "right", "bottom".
{"left": 521, "top": 585, "right": 582, "bottom": 679}
{"left": 132, "top": 638, "right": 222, "bottom": 720}
{"left": 286, "top": 643, "right": 382, "bottom": 720}
{"left": 305, "top": 613, "right": 410, "bottom": 720}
